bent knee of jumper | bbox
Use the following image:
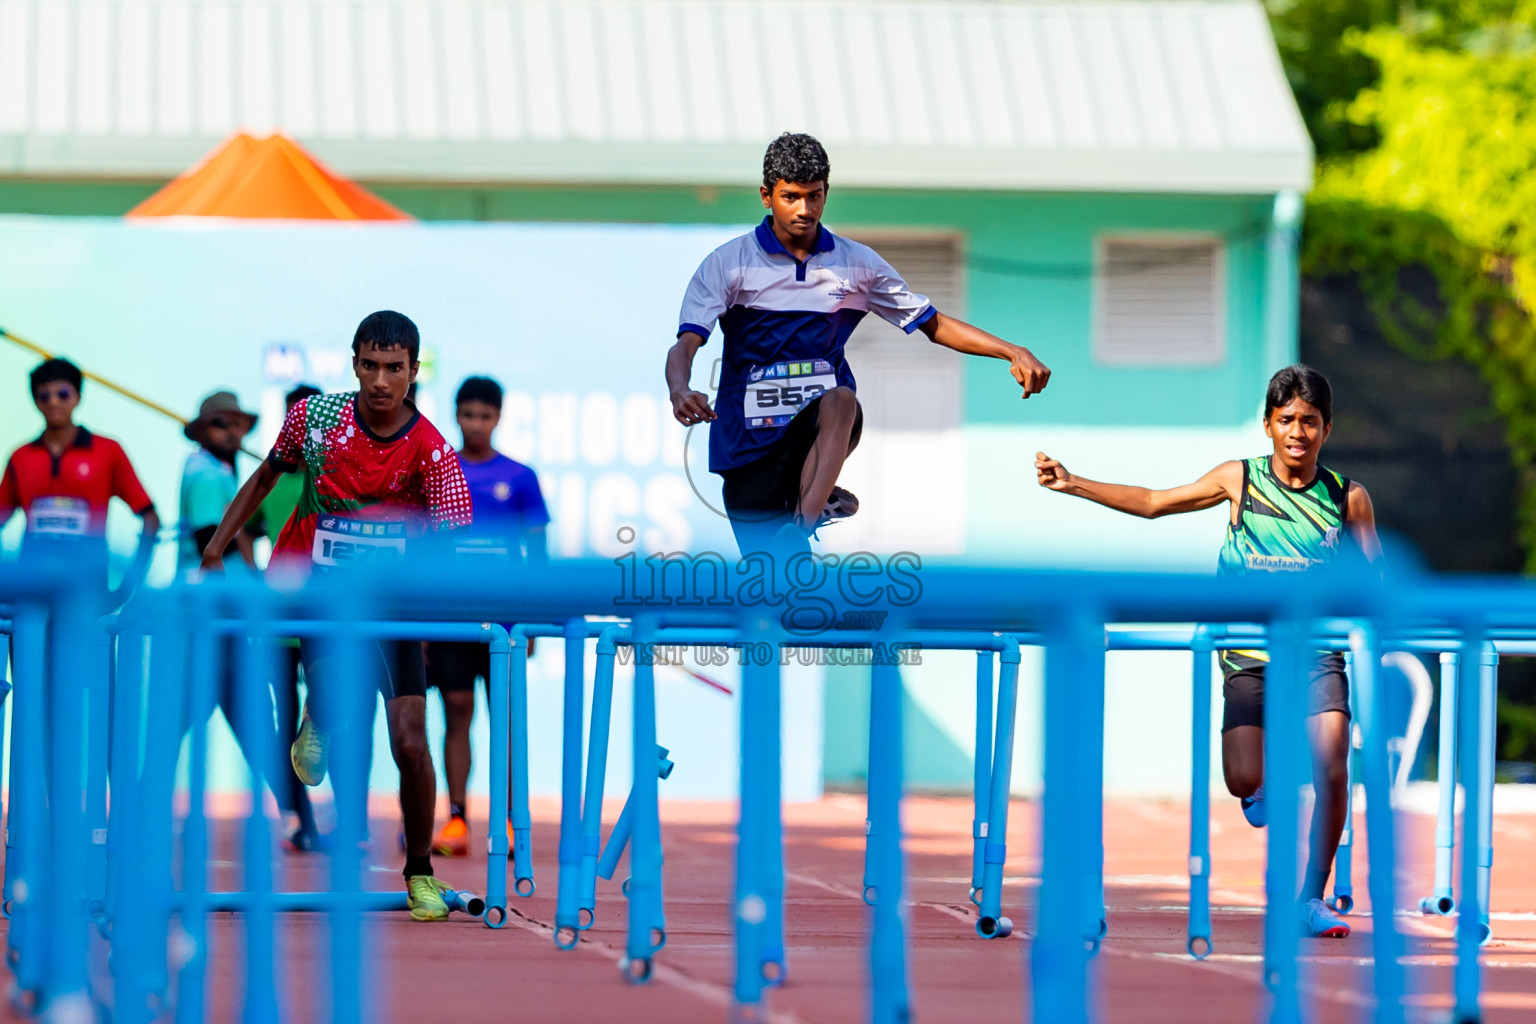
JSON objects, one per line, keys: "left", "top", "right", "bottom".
{"left": 818, "top": 386, "right": 857, "bottom": 421}
{"left": 1225, "top": 771, "right": 1262, "bottom": 799}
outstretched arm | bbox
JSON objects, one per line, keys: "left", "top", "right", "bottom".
{"left": 918, "top": 312, "right": 1050, "bottom": 398}
{"left": 1, "top": 460, "right": 19, "bottom": 528}
{"left": 1347, "top": 483, "right": 1384, "bottom": 563}
{"left": 200, "top": 460, "right": 284, "bottom": 572}
{"left": 665, "top": 331, "right": 717, "bottom": 426}
{"left": 1036, "top": 453, "right": 1242, "bottom": 520}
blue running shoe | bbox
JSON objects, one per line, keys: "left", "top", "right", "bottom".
{"left": 1301, "top": 897, "right": 1350, "bottom": 938}
{"left": 1241, "top": 786, "right": 1266, "bottom": 828}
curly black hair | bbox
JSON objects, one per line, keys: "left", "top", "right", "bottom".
{"left": 763, "top": 132, "right": 830, "bottom": 190}
{"left": 1265, "top": 364, "right": 1332, "bottom": 425}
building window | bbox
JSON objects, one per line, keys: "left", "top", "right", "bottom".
{"left": 1094, "top": 236, "right": 1226, "bottom": 366}
{"left": 835, "top": 233, "right": 967, "bottom": 553}
{"left": 842, "top": 233, "right": 965, "bottom": 431}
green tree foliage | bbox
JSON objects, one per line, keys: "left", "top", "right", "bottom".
{"left": 1321, "top": 30, "right": 1536, "bottom": 281}
{"left": 1303, "top": 27, "right": 1536, "bottom": 565}
{"left": 1264, "top": 0, "right": 1535, "bottom": 156}
{"left": 1274, "top": 0, "right": 1536, "bottom": 754}
{"left": 1269, "top": 3, "right": 1536, "bottom": 566}
{"left": 1302, "top": 200, "right": 1536, "bottom": 562}
{"left": 1265, "top": 0, "right": 1397, "bottom": 155}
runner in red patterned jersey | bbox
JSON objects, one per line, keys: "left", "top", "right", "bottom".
{"left": 266, "top": 388, "right": 471, "bottom": 575}
{"left": 198, "top": 310, "right": 471, "bottom": 921}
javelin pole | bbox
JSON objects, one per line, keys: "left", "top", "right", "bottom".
{"left": 1, "top": 326, "right": 191, "bottom": 426}
{"left": 3, "top": 325, "right": 263, "bottom": 457}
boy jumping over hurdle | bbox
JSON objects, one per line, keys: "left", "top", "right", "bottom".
{"left": 200, "top": 310, "right": 472, "bottom": 921}
{"left": 1035, "top": 364, "right": 1381, "bottom": 939}
{"left": 666, "top": 132, "right": 1051, "bottom": 555}
{"left": 428, "top": 375, "right": 549, "bottom": 857}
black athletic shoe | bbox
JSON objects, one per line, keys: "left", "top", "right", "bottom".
{"left": 822, "top": 486, "right": 859, "bottom": 522}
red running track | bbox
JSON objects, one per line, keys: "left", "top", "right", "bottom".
{"left": 3, "top": 794, "right": 1533, "bottom": 1022}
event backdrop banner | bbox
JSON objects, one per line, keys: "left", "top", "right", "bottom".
{"left": 0, "top": 216, "right": 839, "bottom": 801}
{"left": 0, "top": 216, "right": 747, "bottom": 570}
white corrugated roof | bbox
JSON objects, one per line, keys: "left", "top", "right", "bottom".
{"left": 0, "top": 0, "right": 1312, "bottom": 193}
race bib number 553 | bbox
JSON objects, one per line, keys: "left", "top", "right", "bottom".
{"left": 313, "top": 516, "right": 405, "bottom": 566}
{"left": 744, "top": 359, "right": 837, "bottom": 429}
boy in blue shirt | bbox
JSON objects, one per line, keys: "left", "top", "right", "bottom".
{"left": 427, "top": 376, "right": 549, "bottom": 855}
{"left": 666, "top": 133, "right": 1051, "bottom": 554}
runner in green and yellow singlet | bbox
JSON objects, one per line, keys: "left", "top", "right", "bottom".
{"left": 1034, "top": 365, "right": 1382, "bottom": 940}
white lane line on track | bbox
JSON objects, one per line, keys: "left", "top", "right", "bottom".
{"left": 1395, "top": 916, "right": 1536, "bottom": 951}
{"left": 1147, "top": 951, "right": 1533, "bottom": 968}
{"left": 499, "top": 904, "right": 816, "bottom": 1024}
{"left": 1115, "top": 948, "right": 1379, "bottom": 1009}
{"left": 786, "top": 870, "right": 1535, "bottom": 1011}
{"left": 787, "top": 872, "right": 980, "bottom": 928}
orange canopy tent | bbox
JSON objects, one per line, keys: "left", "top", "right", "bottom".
{"left": 127, "top": 133, "right": 411, "bottom": 221}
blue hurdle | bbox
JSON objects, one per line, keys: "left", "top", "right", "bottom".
{"left": 1426, "top": 651, "right": 1460, "bottom": 917}
{"left": 1188, "top": 625, "right": 1215, "bottom": 959}
{"left": 572, "top": 624, "right": 1031, "bottom": 954}
{"left": 3, "top": 556, "right": 1520, "bottom": 1024}
{"left": 1104, "top": 620, "right": 1515, "bottom": 959}
{"left": 113, "top": 592, "right": 508, "bottom": 1022}
{"left": 0, "top": 616, "right": 14, "bottom": 919}
{"left": 504, "top": 619, "right": 644, "bottom": 944}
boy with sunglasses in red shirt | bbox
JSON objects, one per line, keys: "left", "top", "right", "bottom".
{"left": 1, "top": 358, "right": 159, "bottom": 602}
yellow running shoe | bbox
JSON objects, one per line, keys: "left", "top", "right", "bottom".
{"left": 290, "top": 709, "right": 329, "bottom": 787}
{"left": 433, "top": 816, "right": 470, "bottom": 857}
{"left": 406, "top": 875, "right": 452, "bottom": 921}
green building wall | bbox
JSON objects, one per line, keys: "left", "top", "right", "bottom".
{"left": 0, "top": 176, "right": 1290, "bottom": 797}
{"left": 369, "top": 182, "right": 1278, "bottom": 430}
{"left": 1, "top": 178, "right": 1277, "bottom": 431}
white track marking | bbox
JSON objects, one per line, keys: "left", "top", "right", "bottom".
{"left": 499, "top": 904, "right": 815, "bottom": 1024}
{"left": 787, "top": 872, "right": 983, "bottom": 928}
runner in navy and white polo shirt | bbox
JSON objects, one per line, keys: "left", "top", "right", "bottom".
{"left": 665, "top": 133, "right": 1051, "bottom": 554}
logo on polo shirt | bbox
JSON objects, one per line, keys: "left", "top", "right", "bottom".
{"left": 828, "top": 278, "right": 853, "bottom": 301}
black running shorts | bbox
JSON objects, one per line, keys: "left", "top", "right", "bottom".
{"left": 719, "top": 394, "right": 863, "bottom": 552}
{"left": 425, "top": 640, "right": 491, "bottom": 693}
{"left": 1220, "top": 651, "right": 1351, "bottom": 733}
{"left": 298, "top": 637, "right": 427, "bottom": 715}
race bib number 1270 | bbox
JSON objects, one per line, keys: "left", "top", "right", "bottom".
{"left": 312, "top": 516, "right": 405, "bottom": 566}
{"left": 744, "top": 359, "right": 837, "bottom": 429}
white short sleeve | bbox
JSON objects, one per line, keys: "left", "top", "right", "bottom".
{"left": 862, "top": 251, "right": 935, "bottom": 333}
{"left": 678, "top": 249, "right": 734, "bottom": 340}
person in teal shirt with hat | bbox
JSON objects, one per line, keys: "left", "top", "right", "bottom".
{"left": 245, "top": 383, "right": 325, "bottom": 850}
{"left": 179, "top": 389, "right": 318, "bottom": 846}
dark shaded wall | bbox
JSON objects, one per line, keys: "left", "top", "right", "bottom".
{"left": 1300, "top": 274, "right": 1523, "bottom": 573}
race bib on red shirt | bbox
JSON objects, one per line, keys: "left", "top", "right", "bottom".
{"left": 312, "top": 515, "right": 406, "bottom": 567}
{"left": 27, "top": 496, "right": 90, "bottom": 537}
